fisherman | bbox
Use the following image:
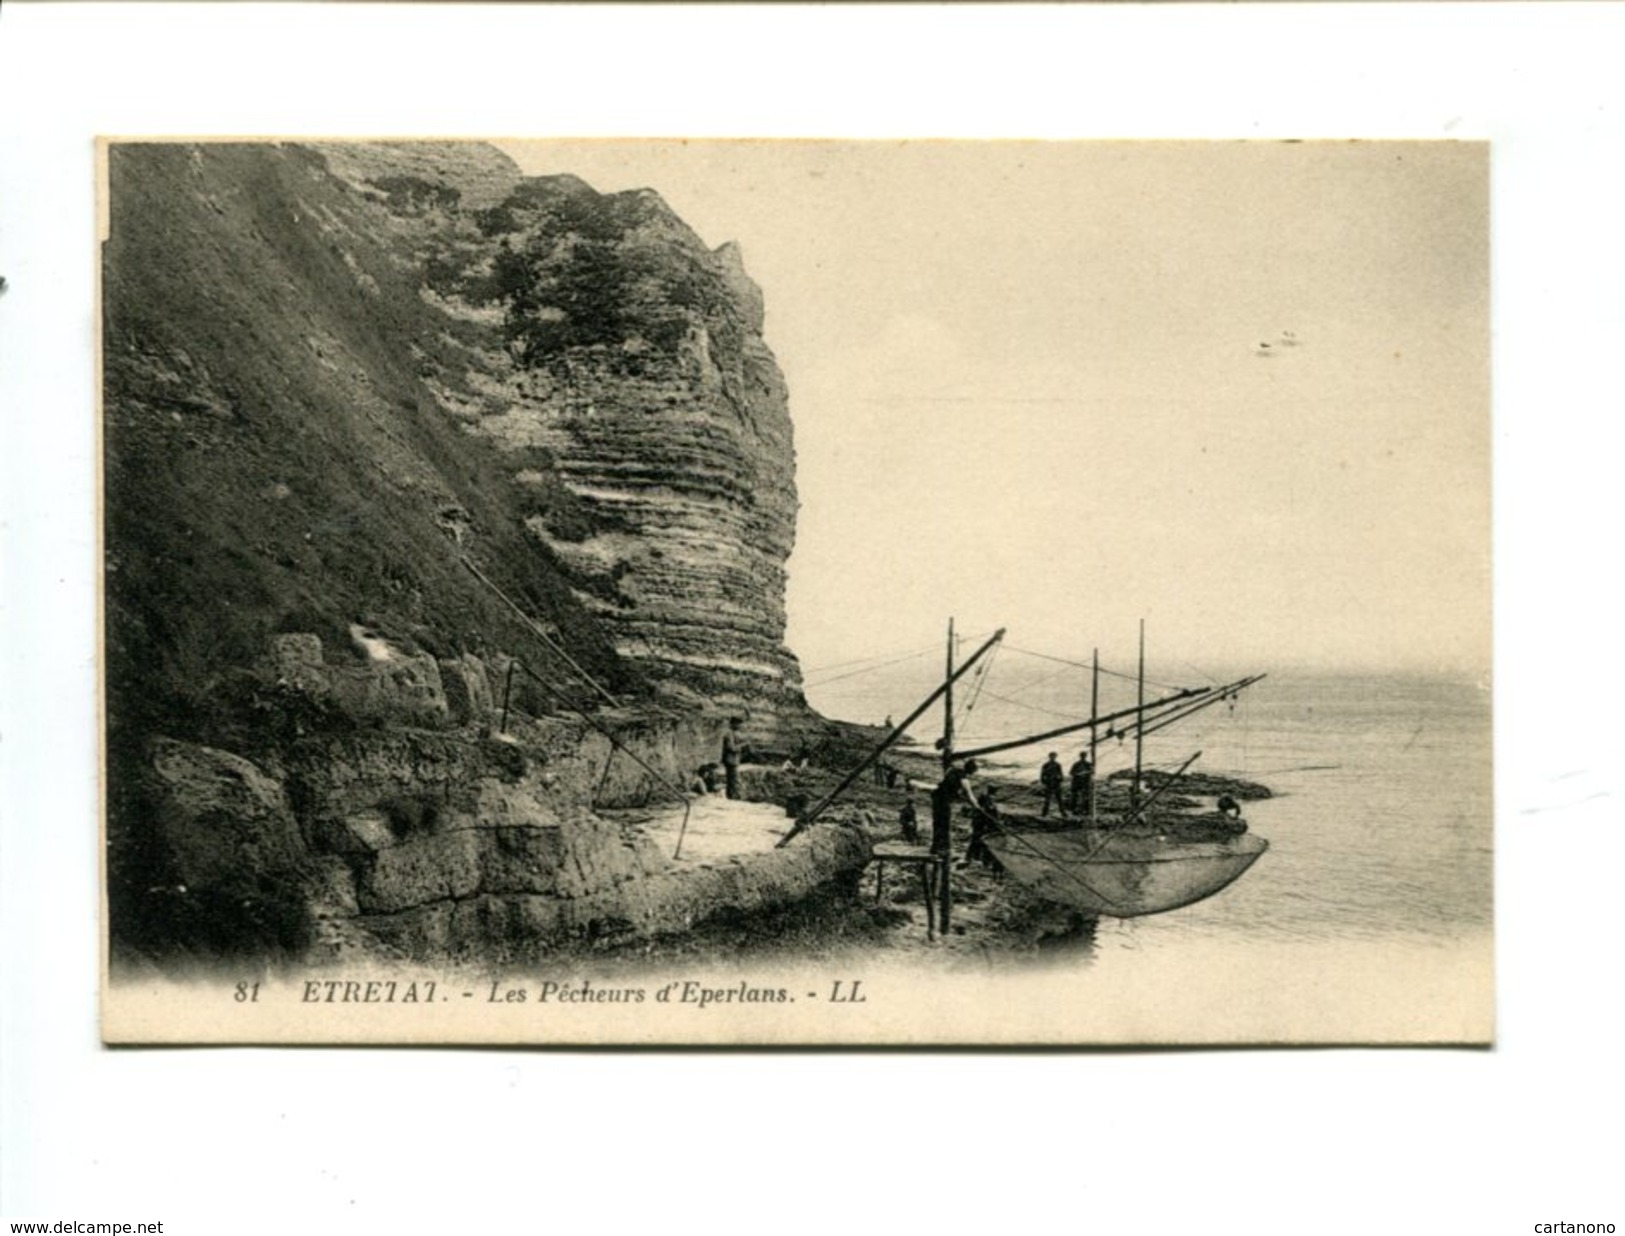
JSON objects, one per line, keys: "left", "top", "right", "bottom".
{"left": 721, "top": 717, "right": 744, "bottom": 800}
{"left": 898, "top": 789, "right": 920, "bottom": 844}
{"left": 1216, "top": 794, "right": 1242, "bottom": 820}
{"left": 1069, "top": 750, "right": 1094, "bottom": 816}
{"left": 930, "top": 759, "right": 979, "bottom": 856}
{"left": 965, "top": 784, "right": 1002, "bottom": 870}
{"left": 1039, "top": 751, "right": 1066, "bottom": 817}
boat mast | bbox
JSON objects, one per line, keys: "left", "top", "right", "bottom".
{"left": 1089, "top": 647, "right": 1100, "bottom": 827}
{"left": 776, "top": 626, "right": 1004, "bottom": 847}
{"left": 939, "top": 616, "right": 958, "bottom": 935}
{"left": 1133, "top": 619, "right": 1145, "bottom": 809}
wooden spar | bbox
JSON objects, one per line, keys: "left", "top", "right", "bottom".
{"left": 1089, "top": 648, "right": 1100, "bottom": 827}
{"left": 1126, "top": 749, "right": 1203, "bottom": 827}
{"left": 939, "top": 619, "right": 955, "bottom": 932}
{"left": 1135, "top": 675, "right": 1268, "bottom": 742}
{"left": 774, "top": 626, "right": 1005, "bottom": 848}
{"left": 951, "top": 684, "right": 1202, "bottom": 761}
{"left": 951, "top": 673, "right": 1259, "bottom": 763}
{"left": 1134, "top": 619, "right": 1146, "bottom": 809}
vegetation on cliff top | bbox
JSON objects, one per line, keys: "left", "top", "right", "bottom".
{"left": 426, "top": 176, "right": 751, "bottom": 376}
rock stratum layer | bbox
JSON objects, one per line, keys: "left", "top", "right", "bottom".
{"left": 102, "top": 142, "right": 839, "bottom": 968}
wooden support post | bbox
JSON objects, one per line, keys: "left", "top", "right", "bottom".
{"left": 922, "top": 866, "right": 936, "bottom": 942}
{"left": 1089, "top": 647, "right": 1100, "bottom": 826}
{"left": 499, "top": 660, "right": 516, "bottom": 734}
{"left": 1133, "top": 619, "right": 1146, "bottom": 809}
{"left": 939, "top": 619, "right": 955, "bottom": 934}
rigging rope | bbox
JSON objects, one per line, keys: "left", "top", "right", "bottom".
{"left": 1003, "top": 644, "right": 1188, "bottom": 692}
{"left": 972, "top": 686, "right": 1084, "bottom": 722}
{"left": 980, "top": 810, "right": 1122, "bottom": 910}
{"left": 800, "top": 642, "right": 938, "bottom": 677}
{"left": 955, "top": 641, "right": 999, "bottom": 728}
{"left": 1172, "top": 657, "right": 1222, "bottom": 687}
{"left": 802, "top": 647, "right": 934, "bottom": 689}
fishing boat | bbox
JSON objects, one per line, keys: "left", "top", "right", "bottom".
{"left": 981, "top": 757, "right": 1270, "bottom": 919}
{"left": 982, "top": 826, "right": 1268, "bottom": 919}
{"left": 780, "top": 619, "right": 1269, "bottom": 927}
{"left": 969, "top": 621, "right": 1270, "bottom": 918}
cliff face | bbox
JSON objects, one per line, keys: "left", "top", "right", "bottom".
{"left": 102, "top": 142, "right": 830, "bottom": 967}
{"left": 104, "top": 140, "right": 803, "bottom": 744}
{"left": 384, "top": 163, "right": 804, "bottom": 707}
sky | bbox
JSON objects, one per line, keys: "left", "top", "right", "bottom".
{"left": 496, "top": 140, "right": 1490, "bottom": 678}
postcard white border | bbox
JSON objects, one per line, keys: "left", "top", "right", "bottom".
{"left": 4, "top": 3, "right": 1624, "bottom": 1231}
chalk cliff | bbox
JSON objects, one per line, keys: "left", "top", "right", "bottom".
{"left": 106, "top": 141, "right": 803, "bottom": 729}
{"left": 102, "top": 142, "right": 842, "bottom": 968}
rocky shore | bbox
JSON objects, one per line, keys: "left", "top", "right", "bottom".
{"left": 567, "top": 739, "right": 1274, "bottom": 971}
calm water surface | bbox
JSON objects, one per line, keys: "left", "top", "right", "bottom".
{"left": 806, "top": 660, "right": 1493, "bottom": 965}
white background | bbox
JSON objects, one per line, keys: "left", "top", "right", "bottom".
{"left": 2, "top": 4, "right": 1621, "bottom": 1232}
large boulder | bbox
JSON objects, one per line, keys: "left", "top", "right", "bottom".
{"left": 439, "top": 654, "right": 495, "bottom": 725}
{"left": 149, "top": 738, "right": 306, "bottom": 890}
{"left": 329, "top": 651, "right": 451, "bottom": 729}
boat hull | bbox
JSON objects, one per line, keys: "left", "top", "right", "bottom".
{"left": 983, "top": 828, "right": 1268, "bottom": 919}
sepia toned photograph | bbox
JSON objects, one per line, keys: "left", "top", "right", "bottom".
{"left": 99, "top": 137, "right": 1491, "bottom": 1045}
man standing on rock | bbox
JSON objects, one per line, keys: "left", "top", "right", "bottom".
{"left": 1039, "top": 751, "right": 1066, "bottom": 817}
{"left": 721, "top": 716, "right": 744, "bottom": 800}
{"left": 930, "top": 759, "right": 979, "bottom": 856}
{"left": 965, "top": 783, "right": 1003, "bottom": 869}
{"left": 1069, "top": 750, "right": 1094, "bottom": 818}
{"left": 898, "top": 789, "right": 920, "bottom": 844}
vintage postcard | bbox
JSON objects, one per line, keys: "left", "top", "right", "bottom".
{"left": 100, "top": 138, "right": 1491, "bottom": 1045}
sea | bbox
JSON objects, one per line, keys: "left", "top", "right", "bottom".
{"left": 803, "top": 651, "right": 1494, "bottom": 975}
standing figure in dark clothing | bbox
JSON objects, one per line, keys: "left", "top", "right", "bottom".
{"left": 930, "top": 759, "right": 979, "bottom": 855}
{"left": 1039, "top": 751, "right": 1066, "bottom": 817}
{"left": 1069, "top": 751, "right": 1094, "bottom": 817}
{"left": 898, "top": 790, "right": 920, "bottom": 844}
{"left": 965, "top": 784, "right": 1002, "bottom": 869}
{"left": 721, "top": 717, "right": 744, "bottom": 800}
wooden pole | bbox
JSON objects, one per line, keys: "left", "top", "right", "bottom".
{"left": 1135, "top": 675, "right": 1268, "bottom": 741}
{"left": 1127, "top": 750, "right": 1203, "bottom": 827}
{"left": 1133, "top": 619, "right": 1146, "bottom": 809}
{"left": 499, "top": 660, "right": 516, "bottom": 734}
{"left": 1089, "top": 647, "right": 1099, "bottom": 827}
{"left": 940, "top": 618, "right": 955, "bottom": 934}
{"left": 775, "top": 626, "right": 1005, "bottom": 848}
{"left": 951, "top": 681, "right": 1208, "bottom": 761}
